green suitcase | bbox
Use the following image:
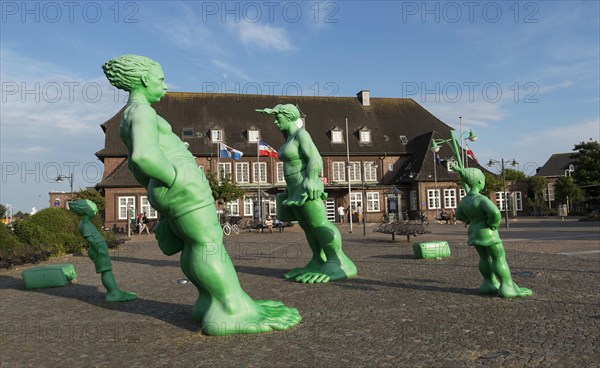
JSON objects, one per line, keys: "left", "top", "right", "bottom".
{"left": 22, "top": 264, "right": 77, "bottom": 289}
{"left": 413, "top": 241, "right": 451, "bottom": 259}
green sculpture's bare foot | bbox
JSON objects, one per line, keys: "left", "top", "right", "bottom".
{"left": 287, "top": 255, "right": 357, "bottom": 284}
{"left": 479, "top": 278, "right": 500, "bottom": 295}
{"left": 105, "top": 290, "right": 138, "bottom": 302}
{"left": 200, "top": 298, "right": 301, "bottom": 336}
{"left": 284, "top": 259, "right": 324, "bottom": 281}
{"left": 498, "top": 283, "right": 533, "bottom": 298}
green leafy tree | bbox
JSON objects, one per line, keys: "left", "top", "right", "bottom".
{"left": 555, "top": 176, "right": 585, "bottom": 206}
{"left": 205, "top": 172, "right": 245, "bottom": 205}
{"left": 571, "top": 140, "right": 600, "bottom": 186}
{"left": 503, "top": 168, "right": 527, "bottom": 181}
{"left": 0, "top": 204, "right": 6, "bottom": 220}
{"left": 527, "top": 176, "right": 548, "bottom": 211}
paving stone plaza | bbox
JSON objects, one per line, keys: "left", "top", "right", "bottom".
{"left": 1, "top": 219, "right": 598, "bottom": 367}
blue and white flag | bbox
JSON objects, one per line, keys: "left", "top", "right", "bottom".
{"left": 219, "top": 143, "right": 243, "bottom": 160}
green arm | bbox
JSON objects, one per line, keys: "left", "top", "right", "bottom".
{"left": 482, "top": 198, "right": 502, "bottom": 230}
{"left": 296, "top": 129, "right": 324, "bottom": 199}
{"left": 129, "top": 104, "right": 176, "bottom": 187}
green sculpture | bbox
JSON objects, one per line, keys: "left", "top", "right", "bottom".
{"left": 256, "top": 104, "right": 357, "bottom": 283}
{"left": 102, "top": 55, "right": 300, "bottom": 335}
{"left": 454, "top": 167, "right": 533, "bottom": 298}
{"left": 69, "top": 200, "right": 137, "bottom": 302}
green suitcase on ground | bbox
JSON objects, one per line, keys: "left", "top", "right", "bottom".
{"left": 22, "top": 264, "right": 77, "bottom": 289}
{"left": 413, "top": 241, "right": 451, "bottom": 259}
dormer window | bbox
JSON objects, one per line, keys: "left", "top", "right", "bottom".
{"left": 358, "top": 127, "right": 371, "bottom": 143}
{"left": 247, "top": 127, "right": 260, "bottom": 143}
{"left": 211, "top": 129, "right": 223, "bottom": 143}
{"left": 329, "top": 126, "right": 343, "bottom": 143}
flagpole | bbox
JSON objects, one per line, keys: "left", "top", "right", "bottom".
{"left": 346, "top": 117, "right": 353, "bottom": 233}
{"left": 257, "top": 138, "right": 261, "bottom": 223}
{"left": 433, "top": 149, "right": 439, "bottom": 219}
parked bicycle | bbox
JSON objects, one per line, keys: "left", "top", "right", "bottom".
{"left": 222, "top": 216, "right": 240, "bottom": 236}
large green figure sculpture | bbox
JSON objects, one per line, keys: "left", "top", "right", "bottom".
{"left": 102, "top": 55, "right": 300, "bottom": 335}
{"left": 256, "top": 104, "right": 357, "bottom": 283}
{"left": 454, "top": 167, "right": 532, "bottom": 298}
{"left": 69, "top": 199, "right": 138, "bottom": 302}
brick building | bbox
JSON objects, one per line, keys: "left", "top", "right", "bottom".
{"left": 96, "top": 91, "right": 502, "bottom": 231}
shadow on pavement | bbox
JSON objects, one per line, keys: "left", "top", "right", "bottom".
{"left": 0, "top": 275, "right": 198, "bottom": 332}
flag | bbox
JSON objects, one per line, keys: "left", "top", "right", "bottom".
{"left": 219, "top": 143, "right": 243, "bottom": 160}
{"left": 259, "top": 140, "right": 278, "bottom": 158}
{"left": 465, "top": 143, "right": 479, "bottom": 164}
{"left": 435, "top": 154, "right": 441, "bottom": 165}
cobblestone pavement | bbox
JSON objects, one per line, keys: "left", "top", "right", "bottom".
{"left": 1, "top": 219, "right": 598, "bottom": 367}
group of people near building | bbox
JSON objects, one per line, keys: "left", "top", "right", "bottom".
{"left": 337, "top": 204, "right": 363, "bottom": 224}
{"left": 134, "top": 212, "right": 151, "bottom": 235}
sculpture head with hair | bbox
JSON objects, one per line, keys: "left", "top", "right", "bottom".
{"left": 453, "top": 166, "right": 485, "bottom": 193}
{"left": 68, "top": 199, "right": 98, "bottom": 218}
{"left": 102, "top": 55, "right": 166, "bottom": 104}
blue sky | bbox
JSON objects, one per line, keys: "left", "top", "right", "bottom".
{"left": 1, "top": 0, "right": 599, "bottom": 213}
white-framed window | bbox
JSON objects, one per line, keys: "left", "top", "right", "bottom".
{"left": 443, "top": 189, "right": 457, "bottom": 208}
{"left": 267, "top": 198, "right": 277, "bottom": 216}
{"left": 276, "top": 162, "right": 285, "bottom": 183}
{"left": 118, "top": 196, "right": 135, "bottom": 220}
{"left": 514, "top": 191, "right": 523, "bottom": 211}
{"left": 366, "top": 192, "right": 380, "bottom": 212}
{"left": 332, "top": 162, "right": 346, "bottom": 182}
{"left": 235, "top": 162, "right": 249, "bottom": 183}
{"left": 248, "top": 129, "right": 260, "bottom": 143}
{"left": 350, "top": 192, "right": 362, "bottom": 211}
{"left": 359, "top": 130, "right": 371, "bottom": 143}
{"left": 543, "top": 184, "right": 555, "bottom": 201}
{"left": 459, "top": 188, "right": 466, "bottom": 200}
{"left": 495, "top": 192, "right": 510, "bottom": 211}
{"left": 410, "top": 190, "right": 417, "bottom": 211}
{"left": 348, "top": 162, "right": 361, "bottom": 182}
{"left": 427, "top": 189, "right": 440, "bottom": 209}
{"left": 243, "top": 196, "right": 253, "bottom": 216}
{"left": 331, "top": 130, "right": 343, "bottom": 143}
{"left": 140, "top": 196, "right": 158, "bottom": 219}
{"left": 227, "top": 200, "right": 240, "bottom": 217}
{"left": 218, "top": 162, "right": 232, "bottom": 181}
{"left": 253, "top": 162, "right": 267, "bottom": 183}
{"left": 364, "top": 161, "right": 377, "bottom": 181}
{"left": 211, "top": 129, "right": 223, "bottom": 142}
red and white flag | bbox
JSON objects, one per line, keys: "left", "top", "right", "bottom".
{"left": 465, "top": 143, "right": 479, "bottom": 164}
{"left": 259, "top": 140, "right": 278, "bottom": 158}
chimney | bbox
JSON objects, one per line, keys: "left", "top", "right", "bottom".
{"left": 357, "top": 90, "right": 370, "bottom": 106}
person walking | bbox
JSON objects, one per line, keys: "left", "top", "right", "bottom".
{"left": 139, "top": 213, "right": 150, "bottom": 234}
{"left": 337, "top": 204, "right": 345, "bottom": 223}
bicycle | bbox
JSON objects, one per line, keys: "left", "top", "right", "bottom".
{"left": 415, "top": 211, "right": 429, "bottom": 226}
{"left": 222, "top": 216, "right": 240, "bottom": 236}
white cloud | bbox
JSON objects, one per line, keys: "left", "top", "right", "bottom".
{"left": 538, "top": 80, "right": 574, "bottom": 94}
{"left": 422, "top": 100, "right": 508, "bottom": 128}
{"left": 229, "top": 21, "right": 295, "bottom": 51}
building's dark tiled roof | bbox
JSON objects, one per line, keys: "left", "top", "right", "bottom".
{"left": 536, "top": 153, "right": 575, "bottom": 177}
{"left": 96, "top": 160, "right": 139, "bottom": 188}
{"left": 96, "top": 92, "right": 454, "bottom": 159}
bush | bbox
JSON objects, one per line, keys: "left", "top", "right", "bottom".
{"left": 12, "top": 208, "right": 84, "bottom": 256}
{"left": 0, "top": 224, "right": 52, "bottom": 269}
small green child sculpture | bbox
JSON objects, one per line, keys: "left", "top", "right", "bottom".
{"left": 256, "top": 104, "right": 357, "bottom": 283}
{"left": 69, "top": 200, "right": 138, "bottom": 302}
{"left": 454, "top": 168, "right": 532, "bottom": 298}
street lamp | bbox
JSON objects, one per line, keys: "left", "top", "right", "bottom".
{"left": 55, "top": 174, "right": 74, "bottom": 202}
{"left": 564, "top": 164, "right": 575, "bottom": 213}
{"left": 487, "top": 158, "right": 518, "bottom": 229}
